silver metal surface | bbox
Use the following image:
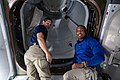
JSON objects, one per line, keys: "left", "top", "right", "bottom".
{"left": 0, "top": 2, "right": 15, "bottom": 80}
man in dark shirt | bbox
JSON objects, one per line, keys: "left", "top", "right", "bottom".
{"left": 24, "top": 17, "right": 53, "bottom": 80}
{"left": 63, "top": 25, "right": 105, "bottom": 80}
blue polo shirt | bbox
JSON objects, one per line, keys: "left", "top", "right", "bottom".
{"left": 73, "top": 36, "right": 105, "bottom": 66}
{"left": 31, "top": 25, "right": 48, "bottom": 44}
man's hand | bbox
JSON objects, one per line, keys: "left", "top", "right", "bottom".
{"left": 72, "top": 62, "right": 88, "bottom": 69}
{"left": 72, "top": 63, "right": 84, "bottom": 69}
{"left": 45, "top": 53, "right": 52, "bottom": 64}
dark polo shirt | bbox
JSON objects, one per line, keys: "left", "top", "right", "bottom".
{"left": 31, "top": 25, "right": 48, "bottom": 45}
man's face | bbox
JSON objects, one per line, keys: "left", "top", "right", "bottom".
{"left": 76, "top": 26, "right": 86, "bottom": 40}
{"left": 43, "top": 20, "right": 52, "bottom": 29}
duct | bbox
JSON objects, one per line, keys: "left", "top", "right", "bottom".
{"left": 19, "top": 0, "right": 89, "bottom": 74}
{"left": 20, "top": 0, "right": 89, "bottom": 58}
{"left": 43, "top": 0, "right": 67, "bottom": 11}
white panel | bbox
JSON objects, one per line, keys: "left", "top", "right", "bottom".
{"left": 102, "top": 4, "right": 120, "bottom": 50}
{"left": 0, "top": 2, "right": 15, "bottom": 80}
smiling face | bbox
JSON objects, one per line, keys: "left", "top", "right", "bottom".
{"left": 76, "top": 25, "right": 87, "bottom": 40}
{"left": 42, "top": 20, "right": 52, "bottom": 29}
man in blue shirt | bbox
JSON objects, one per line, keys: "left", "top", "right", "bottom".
{"left": 63, "top": 25, "right": 105, "bottom": 80}
{"left": 24, "top": 17, "right": 53, "bottom": 80}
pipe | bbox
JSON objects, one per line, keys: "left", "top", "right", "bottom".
{"left": 64, "top": 15, "right": 79, "bottom": 26}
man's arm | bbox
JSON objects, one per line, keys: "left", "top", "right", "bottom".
{"left": 87, "top": 40, "right": 105, "bottom": 66}
{"left": 37, "top": 32, "right": 52, "bottom": 63}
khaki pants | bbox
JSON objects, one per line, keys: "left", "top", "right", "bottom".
{"left": 63, "top": 68, "right": 97, "bottom": 80}
{"left": 24, "top": 45, "right": 51, "bottom": 80}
